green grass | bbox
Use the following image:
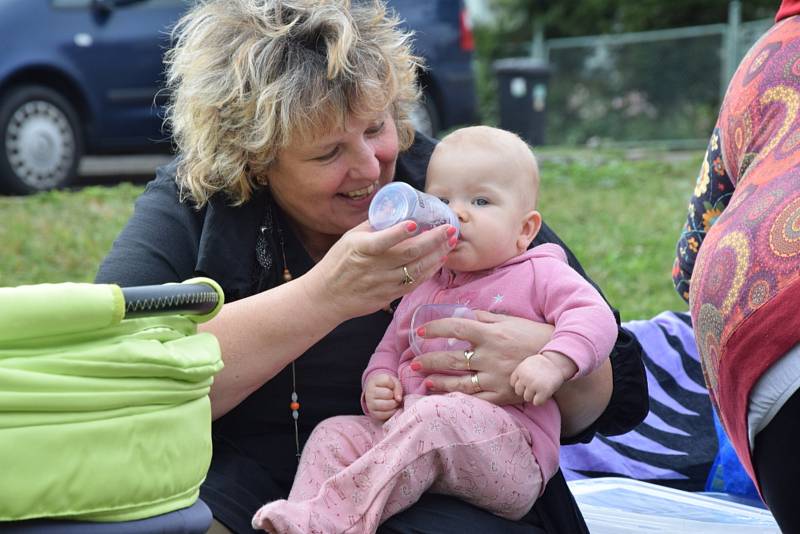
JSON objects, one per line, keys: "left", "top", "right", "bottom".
{"left": 0, "top": 149, "right": 698, "bottom": 320}
{"left": 536, "top": 147, "right": 697, "bottom": 320}
{"left": 0, "top": 183, "right": 142, "bottom": 286}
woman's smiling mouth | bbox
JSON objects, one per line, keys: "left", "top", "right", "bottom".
{"left": 341, "top": 181, "right": 378, "bottom": 201}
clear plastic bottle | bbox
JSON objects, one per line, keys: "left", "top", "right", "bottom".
{"left": 409, "top": 303, "right": 476, "bottom": 356}
{"left": 368, "top": 182, "right": 459, "bottom": 235}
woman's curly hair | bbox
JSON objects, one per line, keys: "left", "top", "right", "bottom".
{"left": 164, "top": 0, "right": 421, "bottom": 207}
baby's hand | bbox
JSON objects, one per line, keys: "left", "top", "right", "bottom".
{"left": 510, "top": 351, "right": 577, "bottom": 406}
{"left": 365, "top": 373, "right": 403, "bottom": 421}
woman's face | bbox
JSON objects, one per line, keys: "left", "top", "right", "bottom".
{"left": 267, "top": 111, "right": 399, "bottom": 252}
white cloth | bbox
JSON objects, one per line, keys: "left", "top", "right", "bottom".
{"left": 747, "top": 342, "right": 800, "bottom": 449}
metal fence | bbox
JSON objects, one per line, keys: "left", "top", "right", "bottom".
{"left": 540, "top": 3, "right": 772, "bottom": 148}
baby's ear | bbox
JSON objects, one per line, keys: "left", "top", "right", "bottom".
{"left": 518, "top": 210, "right": 542, "bottom": 251}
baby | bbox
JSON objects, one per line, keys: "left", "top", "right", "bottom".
{"left": 252, "top": 125, "right": 618, "bottom": 533}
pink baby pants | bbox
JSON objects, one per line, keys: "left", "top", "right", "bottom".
{"left": 252, "top": 392, "right": 542, "bottom": 534}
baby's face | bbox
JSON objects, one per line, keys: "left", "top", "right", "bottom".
{"left": 426, "top": 145, "right": 537, "bottom": 272}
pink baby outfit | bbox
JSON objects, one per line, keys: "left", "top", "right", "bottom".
{"left": 252, "top": 244, "right": 617, "bottom": 533}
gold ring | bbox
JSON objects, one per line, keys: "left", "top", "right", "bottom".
{"left": 471, "top": 373, "right": 482, "bottom": 393}
{"left": 401, "top": 265, "right": 415, "bottom": 285}
{"left": 464, "top": 349, "right": 475, "bottom": 371}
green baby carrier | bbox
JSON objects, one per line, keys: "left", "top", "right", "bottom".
{"left": 0, "top": 279, "right": 224, "bottom": 522}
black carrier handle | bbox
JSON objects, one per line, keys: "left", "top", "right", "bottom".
{"left": 121, "top": 283, "right": 220, "bottom": 318}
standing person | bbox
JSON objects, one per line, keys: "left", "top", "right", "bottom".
{"left": 251, "top": 126, "right": 618, "bottom": 533}
{"left": 96, "top": 1, "right": 647, "bottom": 532}
{"left": 673, "top": 1, "right": 800, "bottom": 530}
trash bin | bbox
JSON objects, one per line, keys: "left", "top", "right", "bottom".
{"left": 493, "top": 58, "right": 550, "bottom": 146}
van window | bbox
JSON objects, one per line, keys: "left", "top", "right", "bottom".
{"left": 52, "top": 0, "right": 188, "bottom": 9}
{"left": 52, "top": 0, "right": 92, "bottom": 7}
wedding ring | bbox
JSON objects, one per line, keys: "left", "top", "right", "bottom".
{"left": 471, "top": 373, "right": 482, "bottom": 393}
{"left": 401, "top": 265, "right": 415, "bottom": 285}
{"left": 463, "top": 349, "right": 475, "bottom": 371}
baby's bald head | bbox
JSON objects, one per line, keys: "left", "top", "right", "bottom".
{"left": 429, "top": 125, "right": 540, "bottom": 210}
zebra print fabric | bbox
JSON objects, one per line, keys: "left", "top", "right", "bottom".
{"left": 561, "top": 311, "right": 718, "bottom": 492}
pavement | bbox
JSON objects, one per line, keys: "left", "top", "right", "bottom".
{"left": 78, "top": 154, "right": 174, "bottom": 186}
{"left": 76, "top": 149, "right": 702, "bottom": 188}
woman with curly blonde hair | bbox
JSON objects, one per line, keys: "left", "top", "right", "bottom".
{"left": 166, "top": 0, "right": 419, "bottom": 209}
{"left": 97, "top": 1, "right": 646, "bottom": 532}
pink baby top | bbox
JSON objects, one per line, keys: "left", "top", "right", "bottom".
{"left": 361, "top": 243, "right": 618, "bottom": 484}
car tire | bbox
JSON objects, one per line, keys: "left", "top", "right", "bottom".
{"left": 409, "top": 92, "right": 440, "bottom": 138}
{"left": 0, "top": 84, "right": 83, "bottom": 194}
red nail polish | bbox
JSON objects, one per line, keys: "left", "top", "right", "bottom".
{"left": 410, "top": 361, "right": 421, "bottom": 371}
{"left": 406, "top": 221, "right": 418, "bottom": 232}
{"left": 424, "top": 380, "right": 434, "bottom": 389}
{"left": 416, "top": 326, "right": 425, "bottom": 336}
{"left": 446, "top": 226, "right": 457, "bottom": 237}
{"left": 448, "top": 236, "right": 458, "bottom": 247}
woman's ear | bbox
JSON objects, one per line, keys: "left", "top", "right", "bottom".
{"left": 517, "top": 210, "right": 542, "bottom": 251}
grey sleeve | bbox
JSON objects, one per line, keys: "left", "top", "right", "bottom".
{"left": 95, "top": 167, "right": 202, "bottom": 287}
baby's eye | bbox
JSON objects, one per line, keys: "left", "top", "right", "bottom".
{"left": 472, "top": 197, "right": 490, "bottom": 206}
{"left": 439, "top": 197, "right": 450, "bottom": 205}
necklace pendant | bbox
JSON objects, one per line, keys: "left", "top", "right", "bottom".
{"left": 283, "top": 268, "right": 293, "bottom": 282}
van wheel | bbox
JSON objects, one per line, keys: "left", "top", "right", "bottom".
{"left": 409, "top": 92, "right": 440, "bottom": 137}
{"left": 0, "top": 85, "right": 83, "bottom": 194}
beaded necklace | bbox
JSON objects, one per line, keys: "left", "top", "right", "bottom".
{"left": 257, "top": 195, "right": 394, "bottom": 462}
{"left": 256, "top": 196, "right": 302, "bottom": 460}
{"left": 276, "top": 225, "right": 302, "bottom": 460}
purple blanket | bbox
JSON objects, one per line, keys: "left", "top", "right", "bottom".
{"left": 560, "top": 311, "right": 717, "bottom": 491}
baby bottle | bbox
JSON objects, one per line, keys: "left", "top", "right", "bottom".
{"left": 409, "top": 304, "right": 476, "bottom": 356}
{"left": 369, "top": 182, "right": 459, "bottom": 235}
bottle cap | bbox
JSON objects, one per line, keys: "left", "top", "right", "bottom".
{"left": 369, "top": 182, "right": 415, "bottom": 230}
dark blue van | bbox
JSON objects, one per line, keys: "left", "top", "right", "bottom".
{"left": 0, "top": 0, "right": 476, "bottom": 194}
